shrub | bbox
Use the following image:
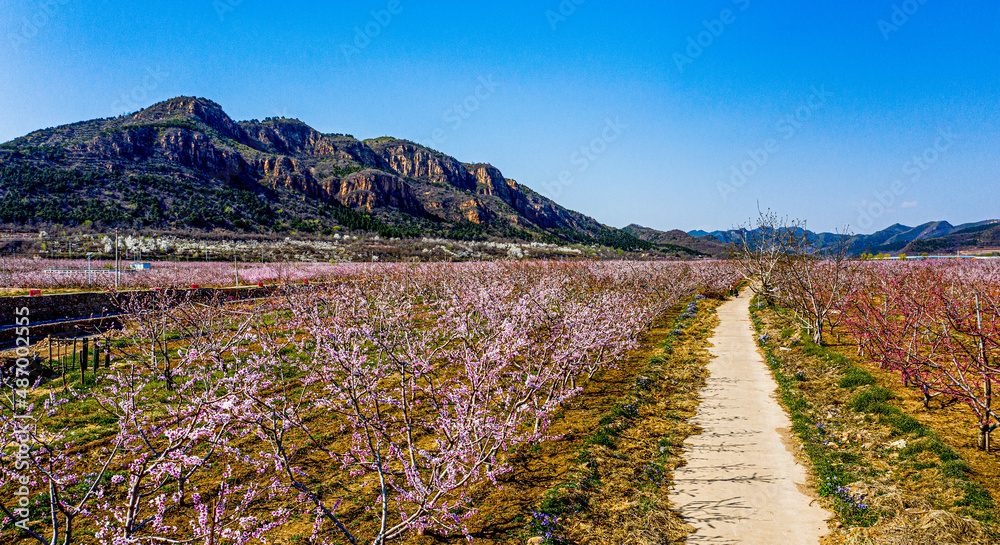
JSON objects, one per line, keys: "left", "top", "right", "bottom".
{"left": 848, "top": 386, "right": 895, "bottom": 413}
{"left": 901, "top": 437, "right": 960, "bottom": 462}
{"left": 881, "top": 413, "right": 924, "bottom": 434}
{"left": 942, "top": 460, "right": 969, "bottom": 479}
{"left": 838, "top": 367, "right": 876, "bottom": 389}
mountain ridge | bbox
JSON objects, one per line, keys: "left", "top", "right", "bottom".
{"left": 683, "top": 219, "right": 1000, "bottom": 255}
{"left": 9, "top": 95, "right": 988, "bottom": 257}
{"left": 0, "top": 96, "right": 668, "bottom": 253}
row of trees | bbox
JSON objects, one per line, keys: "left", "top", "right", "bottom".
{"left": 1, "top": 261, "right": 741, "bottom": 544}
{"left": 730, "top": 209, "right": 999, "bottom": 451}
{"left": 843, "top": 262, "right": 1000, "bottom": 451}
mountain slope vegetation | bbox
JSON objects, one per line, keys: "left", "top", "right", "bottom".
{"left": 0, "top": 97, "right": 663, "bottom": 252}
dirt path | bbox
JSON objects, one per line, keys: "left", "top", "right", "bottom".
{"left": 671, "top": 291, "right": 831, "bottom": 544}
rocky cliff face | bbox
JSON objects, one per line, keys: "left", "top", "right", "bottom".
{"left": 1, "top": 96, "right": 616, "bottom": 242}
{"left": 469, "top": 163, "right": 513, "bottom": 203}
{"left": 326, "top": 169, "right": 425, "bottom": 216}
{"left": 254, "top": 155, "right": 322, "bottom": 198}
{"left": 131, "top": 97, "right": 252, "bottom": 146}
{"left": 459, "top": 198, "right": 495, "bottom": 225}
{"left": 242, "top": 120, "right": 323, "bottom": 156}
{"left": 77, "top": 125, "right": 255, "bottom": 184}
{"left": 367, "top": 139, "right": 477, "bottom": 192}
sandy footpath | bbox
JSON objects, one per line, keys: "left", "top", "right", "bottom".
{"left": 671, "top": 291, "right": 830, "bottom": 544}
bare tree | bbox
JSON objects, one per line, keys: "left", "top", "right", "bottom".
{"left": 728, "top": 208, "right": 805, "bottom": 306}
{"left": 775, "top": 227, "right": 858, "bottom": 345}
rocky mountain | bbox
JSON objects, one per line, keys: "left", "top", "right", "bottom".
{"left": 0, "top": 96, "right": 660, "bottom": 251}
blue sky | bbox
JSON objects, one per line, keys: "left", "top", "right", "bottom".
{"left": 1, "top": 0, "right": 997, "bottom": 233}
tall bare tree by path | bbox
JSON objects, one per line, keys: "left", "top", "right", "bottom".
{"left": 728, "top": 208, "right": 806, "bottom": 306}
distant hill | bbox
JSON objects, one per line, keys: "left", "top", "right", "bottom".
{"left": 0, "top": 96, "right": 658, "bottom": 252}
{"left": 902, "top": 222, "right": 1000, "bottom": 254}
{"left": 686, "top": 220, "right": 1000, "bottom": 255}
{"left": 622, "top": 224, "right": 727, "bottom": 257}
{"left": 862, "top": 220, "right": 1000, "bottom": 254}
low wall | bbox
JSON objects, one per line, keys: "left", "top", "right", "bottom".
{"left": 0, "top": 292, "right": 118, "bottom": 325}
{"left": 0, "top": 286, "right": 278, "bottom": 346}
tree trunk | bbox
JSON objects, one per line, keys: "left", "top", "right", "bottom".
{"left": 977, "top": 296, "right": 991, "bottom": 452}
{"left": 811, "top": 320, "right": 823, "bottom": 345}
{"left": 986, "top": 379, "right": 993, "bottom": 453}
{"left": 762, "top": 282, "right": 776, "bottom": 307}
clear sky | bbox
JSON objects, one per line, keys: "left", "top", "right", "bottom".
{"left": 1, "top": 0, "right": 997, "bottom": 234}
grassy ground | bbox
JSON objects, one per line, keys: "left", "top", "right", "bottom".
{"left": 750, "top": 298, "right": 999, "bottom": 545}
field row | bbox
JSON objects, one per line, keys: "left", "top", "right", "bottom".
{"left": 0, "top": 261, "right": 741, "bottom": 545}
